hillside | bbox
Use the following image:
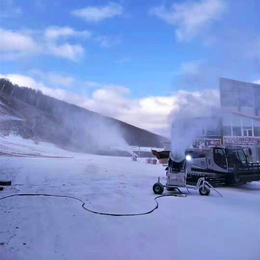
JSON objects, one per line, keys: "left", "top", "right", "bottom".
{"left": 0, "top": 78, "right": 168, "bottom": 154}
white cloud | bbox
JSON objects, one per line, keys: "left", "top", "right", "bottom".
{"left": 47, "top": 74, "right": 75, "bottom": 87}
{"left": 45, "top": 26, "right": 91, "bottom": 40}
{"left": 150, "top": 0, "right": 226, "bottom": 41}
{"left": 0, "top": 74, "right": 45, "bottom": 90}
{"left": 175, "top": 59, "right": 221, "bottom": 89}
{"left": 83, "top": 81, "right": 103, "bottom": 88}
{"left": 29, "top": 70, "right": 75, "bottom": 87}
{"left": 95, "top": 35, "right": 122, "bottom": 48}
{"left": 28, "top": 70, "right": 107, "bottom": 89}
{"left": 0, "top": 73, "right": 220, "bottom": 135}
{"left": 46, "top": 43, "right": 85, "bottom": 62}
{"left": 0, "top": 26, "right": 122, "bottom": 61}
{"left": 179, "top": 60, "right": 205, "bottom": 75}
{"left": 71, "top": 2, "right": 124, "bottom": 22}
{"left": 0, "top": 73, "right": 85, "bottom": 105}
{"left": 83, "top": 87, "right": 219, "bottom": 135}
{"left": 0, "top": 28, "right": 39, "bottom": 59}
{"left": 0, "top": 27, "right": 87, "bottom": 62}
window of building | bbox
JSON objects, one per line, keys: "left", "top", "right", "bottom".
{"left": 201, "top": 129, "right": 206, "bottom": 136}
{"left": 254, "top": 127, "right": 260, "bottom": 137}
{"left": 200, "top": 122, "right": 221, "bottom": 136}
{"left": 243, "top": 127, "right": 253, "bottom": 136}
{"left": 201, "top": 129, "right": 220, "bottom": 136}
{"left": 233, "top": 127, "right": 242, "bottom": 136}
{"left": 223, "top": 126, "right": 231, "bottom": 136}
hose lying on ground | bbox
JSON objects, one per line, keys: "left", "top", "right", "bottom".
{"left": 0, "top": 181, "right": 11, "bottom": 186}
{"left": 0, "top": 193, "right": 186, "bottom": 217}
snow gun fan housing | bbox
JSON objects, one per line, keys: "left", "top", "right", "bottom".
{"left": 168, "top": 154, "right": 185, "bottom": 172}
{"left": 168, "top": 151, "right": 193, "bottom": 173}
{"left": 168, "top": 160, "right": 185, "bottom": 172}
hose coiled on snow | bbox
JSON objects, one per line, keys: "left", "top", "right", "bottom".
{"left": 0, "top": 193, "right": 186, "bottom": 217}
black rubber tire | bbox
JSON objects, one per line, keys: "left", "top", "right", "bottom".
{"left": 0, "top": 181, "right": 12, "bottom": 186}
{"left": 0, "top": 187, "right": 4, "bottom": 191}
{"left": 153, "top": 183, "right": 164, "bottom": 194}
{"left": 199, "top": 186, "right": 210, "bottom": 196}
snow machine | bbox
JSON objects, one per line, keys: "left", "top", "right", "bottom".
{"left": 152, "top": 153, "right": 218, "bottom": 196}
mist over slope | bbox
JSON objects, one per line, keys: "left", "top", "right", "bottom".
{"left": 0, "top": 78, "right": 167, "bottom": 154}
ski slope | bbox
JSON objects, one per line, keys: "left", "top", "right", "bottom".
{"left": 0, "top": 135, "right": 71, "bottom": 158}
{"left": 0, "top": 137, "right": 260, "bottom": 260}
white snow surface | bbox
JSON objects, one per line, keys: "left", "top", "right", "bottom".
{"left": 0, "top": 135, "right": 71, "bottom": 157}
{"left": 0, "top": 137, "right": 260, "bottom": 260}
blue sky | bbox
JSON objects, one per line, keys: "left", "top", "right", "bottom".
{"left": 0, "top": 0, "right": 259, "bottom": 134}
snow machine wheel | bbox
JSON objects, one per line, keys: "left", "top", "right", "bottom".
{"left": 0, "top": 187, "right": 4, "bottom": 191}
{"left": 153, "top": 183, "right": 164, "bottom": 194}
{"left": 199, "top": 186, "right": 210, "bottom": 196}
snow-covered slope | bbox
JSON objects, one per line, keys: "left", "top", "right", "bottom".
{"left": 0, "top": 141, "right": 260, "bottom": 260}
{"left": 0, "top": 135, "right": 72, "bottom": 157}
{"left": 0, "top": 89, "right": 168, "bottom": 151}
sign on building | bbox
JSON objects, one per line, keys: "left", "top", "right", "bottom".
{"left": 192, "top": 138, "right": 221, "bottom": 149}
{"left": 224, "top": 136, "right": 260, "bottom": 146}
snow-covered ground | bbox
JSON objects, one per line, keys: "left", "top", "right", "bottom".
{"left": 0, "top": 137, "right": 260, "bottom": 260}
{"left": 0, "top": 135, "right": 72, "bottom": 158}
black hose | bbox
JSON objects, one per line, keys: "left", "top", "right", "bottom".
{"left": 0, "top": 181, "right": 11, "bottom": 186}
{"left": 0, "top": 193, "right": 186, "bottom": 217}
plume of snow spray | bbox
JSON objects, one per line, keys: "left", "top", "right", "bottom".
{"left": 171, "top": 116, "right": 219, "bottom": 160}
{"left": 170, "top": 95, "right": 220, "bottom": 160}
{"left": 90, "top": 120, "right": 134, "bottom": 155}
{"left": 64, "top": 112, "right": 133, "bottom": 155}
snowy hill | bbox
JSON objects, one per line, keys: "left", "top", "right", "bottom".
{"left": 0, "top": 78, "right": 168, "bottom": 155}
